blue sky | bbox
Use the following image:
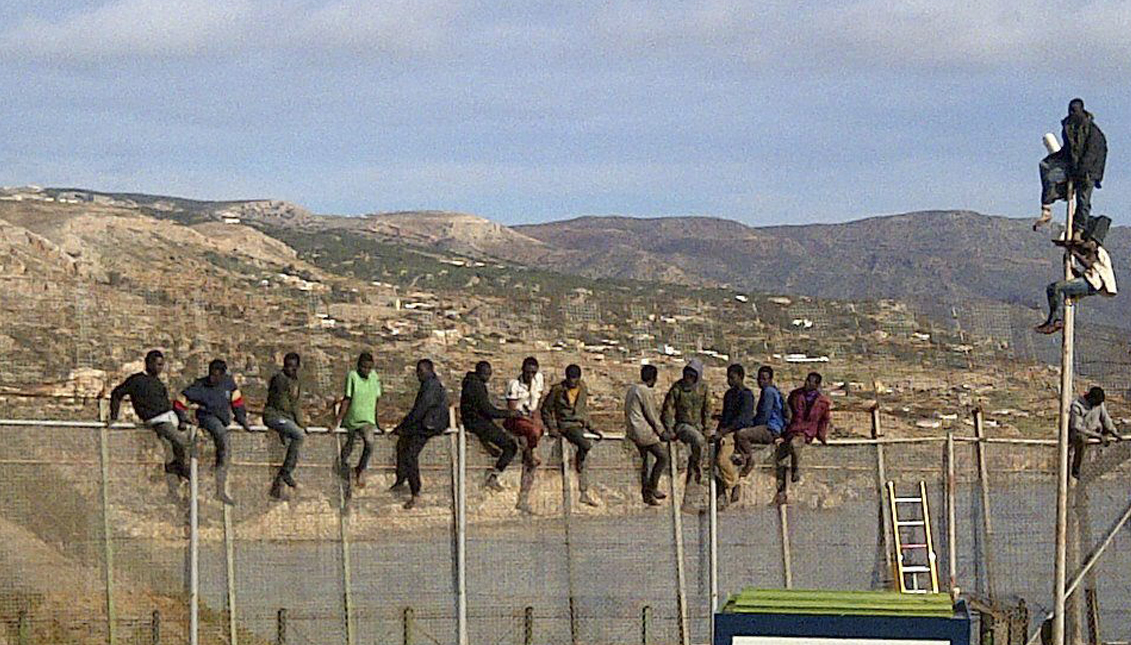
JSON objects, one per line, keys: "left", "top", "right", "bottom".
{"left": 2, "top": 0, "right": 1129, "bottom": 225}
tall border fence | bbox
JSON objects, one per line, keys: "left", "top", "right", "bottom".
{"left": 1, "top": 410, "right": 1130, "bottom": 645}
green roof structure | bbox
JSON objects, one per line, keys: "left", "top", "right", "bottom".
{"left": 721, "top": 589, "right": 956, "bottom": 619}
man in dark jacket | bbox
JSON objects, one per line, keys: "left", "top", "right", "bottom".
{"left": 460, "top": 361, "right": 519, "bottom": 492}
{"left": 1039, "top": 98, "right": 1107, "bottom": 237}
{"left": 391, "top": 359, "right": 450, "bottom": 509}
{"left": 179, "top": 359, "right": 251, "bottom": 505}
{"left": 263, "top": 352, "right": 306, "bottom": 500}
{"left": 109, "top": 349, "right": 191, "bottom": 481}
{"left": 541, "top": 364, "right": 602, "bottom": 506}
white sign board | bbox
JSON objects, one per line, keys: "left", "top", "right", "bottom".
{"left": 734, "top": 638, "right": 949, "bottom": 645}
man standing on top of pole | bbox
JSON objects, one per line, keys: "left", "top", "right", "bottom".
{"left": 1035, "top": 98, "right": 1107, "bottom": 237}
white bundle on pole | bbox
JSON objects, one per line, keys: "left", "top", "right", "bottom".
{"left": 1044, "top": 132, "right": 1062, "bottom": 154}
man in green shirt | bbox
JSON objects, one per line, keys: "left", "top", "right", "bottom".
{"left": 333, "top": 352, "right": 383, "bottom": 489}
{"left": 264, "top": 352, "right": 306, "bottom": 500}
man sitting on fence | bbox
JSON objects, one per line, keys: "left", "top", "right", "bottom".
{"left": 332, "top": 352, "right": 382, "bottom": 495}
{"left": 264, "top": 352, "right": 307, "bottom": 500}
{"left": 775, "top": 372, "right": 832, "bottom": 505}
{"left": 109, "top": 349, "right": 191, "bottom": 482}
{"left": 179, "top": 359, "right": 251, "bottom": 505}
{"left": 714, "top": 363, "right": 759, "bottom": 505}
{"left": 505, "top": 357, "right": 545, "bottom": 514}
{"left": 460, "top": 361, "right": 519, "bottom": 492}
{"left": 661, "top": 359, "right": 710, "bottom": 485}
{"left": 542, "top": 364, "right": 603, "bottom": 507}
{"left": 391, "top": 359, "right": 449, "bottom": 510}
{"left": 1035, "top": 238, "right": 1117, "bottom": 335}
{"left": 625, "top": 364, "right": 669, "bottom": 506}
{"left": 1069, "top": 386, "right": 1123, "bottom": 479}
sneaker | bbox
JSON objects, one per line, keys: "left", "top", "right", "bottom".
{"left": 403, "top": 496, "right": 418, "bottom": 510}
{"left": 652, "top": 489, "right": 667, "bottom": 500}
{"left": 280, "top": 472, "right": 297, "bottom": 488}
{"left": 730, "top": 484, "right": 742, "bottom": 503}
{"left": 644, "top": 492, "right": 661, "bottom": 507}
{"left": 389, "top": 480, "right": 407, "bottom": 493}
{"left": 354, "top": 467, "right": 367, "bottom": 489}
{"left": 1034, "top": 320, "right": 1064, "bottom": 335}
{"left": 269, "top": 477, "right": 286, "bottom": 501}
{"left": 485, "top": 473, "right": 505, "bottom": 492}
{"left": 579, "top": 491, "right": 599, "bottom": 507}
{"left": 216, "top": 490, "right": 236, "bottom": 506}
{"left": 790, "top": 468, "right": 801, "bottom": 484}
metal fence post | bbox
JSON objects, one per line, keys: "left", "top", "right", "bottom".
{"left": 150, "top": 610, "right": 160, "bottom": 645}
{"left": 973, "top": 408, "right": 997, "bottom": 600}
{"left": 189, "top": 426, "right": 200, "bottom": 645}
{"left": 455, "top": 408, "right": 468, "bottom": 645}
{"left": 334, "top": 433, "right": 355, "bottom": 645}
{"left": 872, "top": 405, "right": 894, "bottom": 588}
{"left": 778, "top": 503, "right": 792, "bottom": 589}
{"left": 708, "top": 441, "right": 718, "bottom": 645}
{"left": 17, "top": 609, "right": 29, "bottom": 645}
{"left": 640, "top": 605, "right": 650, "bottom": 645}
{"left": 667, "top": 441, "right": 689, "bottom": 645}
{"left": 275, "top": 608, "right": 287, "bottom": 645}
{"left": 223, "top": 503, "right": 239, "bottom": 645}
{"left": 523, "top": 606, "right": 533, "bottom": 645}
{"left": 560, "top": 436, "right": 579, "bottom": 645}
{"left": 946, "top": 430, "right": 957, "bottom": 594}
{"left": 97, "top": 405, "right": 118, "bottom": 645}
{"left": 403, "top": 607, "right": 414, "bottom": 645}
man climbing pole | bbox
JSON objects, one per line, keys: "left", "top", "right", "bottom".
{"left": 1035, "top": 237, "right": 1117, "bottom": 334}
{"left": 1035, "top": 98, "right": 1107, "bottom": 236}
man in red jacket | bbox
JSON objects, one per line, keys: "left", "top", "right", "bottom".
{"left": 774, "top": 372, "right": 831, "bottom": 505}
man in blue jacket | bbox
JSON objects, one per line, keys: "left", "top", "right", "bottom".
{"left": 179, "top": 359, "right": 251, "bottom": 505}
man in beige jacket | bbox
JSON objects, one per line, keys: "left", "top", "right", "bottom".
{"left": 624, "top": 364, "right": 669, "bottom": 505}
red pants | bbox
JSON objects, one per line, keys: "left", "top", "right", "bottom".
{"left": 504, "top": 416, "right": 543, "bottom": 450}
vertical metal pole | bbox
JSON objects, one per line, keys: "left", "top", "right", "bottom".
{"left": 97, "top": 418, "right": 118, "bottom": 645}
{"left": 871, "top": 406, "right": 893, "bottom": 587}
{"left": 667, "top": 442, "right": 690, "bottom": 645}
{"left": 403, "top": 607, "right": 414, "bottom": 645}
{"left": 151, "top": 610, "right": 160, "bottom": 645}
{"left": 456, "top": 409, "right": 468, "bottom": 645}
{"left": 523, "top": 606, "right": 533, "bottom": 645}
{"left": 275, "top": 608, "right": 287, "bottom": 645}
{"left": 189, "top": 427, "right": 199, "bottom": 645}
{"left": 778, "top": 503, "right": 792, "bottom": 589}
{"left": 946, "top": 430, "right": 957, "bottom": 594}
{"left": 708, "top": 441, "right": 718, "bottom": 645}
{"left": 17, "top": 609, "right": 29, "bottom": 645}
{"left": 1053, "top": 180, "right": 1076, "bottom": 645}
{"left": 559, "top": 436, "right": 579, "bottom": 645}
{"left": 973, "top": 408, "right": 997, "bottom": 600}
{"left": 641, "top": 605, "right": 650, "bottom": 645}
{"left": 223, "top": 504, "right": 239, "bottom": 645}
{"left": 334, "top": 434, "right": 355, "bottom": 645}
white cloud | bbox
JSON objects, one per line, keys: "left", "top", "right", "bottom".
{"left": 0, "top": 0, "right": 465, "bottom": 62}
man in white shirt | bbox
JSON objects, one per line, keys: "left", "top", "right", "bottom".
{"left": 1036, "top": 239, "right": 1117, "bottom": 334}
{"left": 1069, "top": 386, "right": 1122, "bottom": 479}
{"left": 624, "top": 364, "right": 669, "bottom": 506}
{"left": 504, "top": 357, "right": 545, "bottom": 513}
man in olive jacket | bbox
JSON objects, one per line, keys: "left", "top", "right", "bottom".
{"left": 661, "top": 359, "right": 710, "bottom": 484}
{"left": 541, "top": 364, "right": 602, "bottom": 506}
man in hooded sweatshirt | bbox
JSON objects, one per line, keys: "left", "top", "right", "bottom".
{"left": 661, "top": 359, "right": 710, "bottom": 484}
{"left": 460, "top": 361, "right": 519, "bottom": 492}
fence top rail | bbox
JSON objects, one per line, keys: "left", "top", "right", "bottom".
{"left": 1, "top": 417, "right": 1126, "bottom": 446}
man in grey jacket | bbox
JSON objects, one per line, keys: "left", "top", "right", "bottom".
{"left": 1069, "top": 386, "right": 1122, "bottom": 479}
{"left": 624, "top": 364, "right": 669, "bottom": 505}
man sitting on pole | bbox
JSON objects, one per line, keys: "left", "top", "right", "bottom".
{"left": 1069, "top": 386, "right": 1123, "bottom": 479}
{"left": 109, "top": 349, "right": 191, "bottom": 482}
{"left": 1035, "top": 238, "right": 1117, "bottom": 334}
{"left": 661, "top": 359, "right": 710, "bottom": 485}
{"left": 1036, "top": 98, "right": 1107, "bottom": 236}
{"left": 460, "top": 360, "right": 519, "bottom": 492}
{"left": 542, "top": 364, "right": 603, "bottom": 507}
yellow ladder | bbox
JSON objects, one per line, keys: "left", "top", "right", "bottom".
{"left": 886, "top": 480, "right": 940, "bottom": 594}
